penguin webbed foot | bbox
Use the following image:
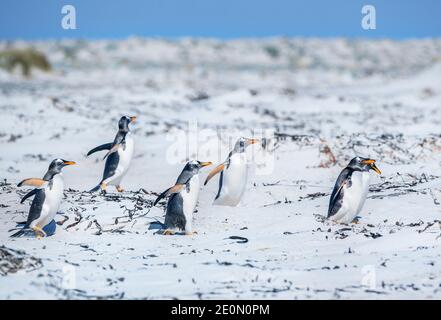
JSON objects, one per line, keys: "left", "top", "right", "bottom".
{"left": 116, "top": 186, "right": 124, "bottom": 193}
{"left": 162, "top": 229, "right": 176, "bottom": 236}
{"left": 100, "top": 182, "right": 107, "bottom": 195}
{"left": 33, "top": 226, "right": 46, "bottom": 239}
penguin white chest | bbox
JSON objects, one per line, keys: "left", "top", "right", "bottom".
{"left": 214, "top": 153, "right": 248, "bottom": 206}
{"left": 109, "top": 134, "right": 134, "bottom": 185}
{"left": 180, "top": 175, "right": 199, "bottom": 232}
{"left": 339, "top": 171, "right": 370, "bottom": 223}
{"left": 117, "top": 134, "right": 134, "bottom": 170}
{"left": 40, "top": 174, "right": 64, "bottom": 227}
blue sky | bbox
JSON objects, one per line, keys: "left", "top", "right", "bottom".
{"left": 0, "top": 0, "right": 440, "bottom": 40}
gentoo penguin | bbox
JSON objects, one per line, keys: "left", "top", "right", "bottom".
{"left": 153, "top": 160, "right": 212, "bottom": 235}
{"left": 11, "top": 159, "right": 76, "bottom": 238}
{"left": 88, "top": 116, "right": 136, "bottom": 192}
{"left": 204, "top": 137, "right": 258, "bottom": 206}
{"left": 327, "top": 157, "right": 381, "bottom": 224}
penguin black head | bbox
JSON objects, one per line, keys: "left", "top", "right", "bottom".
{"left": 347, "top": 157, "right": 381, "bottom": 174}
{"left": 118, "top": 116, "right": 137, "bottom": 133}
{"left": 48, "top": 158, "right": 76, "bottom": 172}
{"left": 184, "top": 160, "right": 212, "bottom": 174}
{"left": 177, "top": 160, "right": 212, "bottom": 184}
{"left": 46, "top": 158, "right": 76, "bottom": 177}
{"left": 233, "top": 137, "right": 259, "bottom": 153}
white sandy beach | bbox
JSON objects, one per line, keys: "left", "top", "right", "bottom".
{"left": 1, "top": 38, "right": 441, "bottom": 299}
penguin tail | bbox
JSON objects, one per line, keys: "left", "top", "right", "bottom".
{"left": 10, "top": 228, "right": 28, "bottom": 238}
{"left": 89, "top": 184, "right": 102, "bottom": 193}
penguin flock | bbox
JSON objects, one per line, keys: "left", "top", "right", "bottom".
{"left": 10, "top": 115, "right": 382, "bottom": 238}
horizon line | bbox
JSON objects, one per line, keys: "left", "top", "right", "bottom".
{"left": 2, "top": 34, "right": 441, "bottom": 42}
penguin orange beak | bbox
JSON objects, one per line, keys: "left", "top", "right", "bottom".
{"left": 371, "top": 163, "right": 381, "bottom": 175}
{"left": 130, "top": 116, "right": 137, "bottom": 123}
{"left": 199, "top": 161, "right": 212, "bottom": 168}
{"left": 63, "top": 161, "right": 76, "bottom": 166}
{"left": 362, "top": 159, "right": 381, "bottom": 175}
{"left": 247, "top": 138, "right": 259, "bottom": 145}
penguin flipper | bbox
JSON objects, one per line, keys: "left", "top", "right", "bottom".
{"left": 21, "top": 190, "right": 45, "bottom": 230}
{"left": 328, "top": 169, "right": 352, "bottom": 218}
{"left": 87, "top": 143, "right": 113, "bottom": 157}
{"left": 10, "top": 228, "right": 32, "bottom": 238}
{"left": 204, "top": 163, "right": 225, "bottom": 185}
{"left": 20, "top": 188, "right": 39, "bottom": 204}
{"left": 10, "top": 229, "right": 26, "bottom": 238}
{"left": 153, "top": 184, "right": 185, "bottom": 206}
{"left": 102, "top": 143, "right": 121, "bottom": 160}
{"left": 18, "top": 178, "right": 46, "bottom": 188}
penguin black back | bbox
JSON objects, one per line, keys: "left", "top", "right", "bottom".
{"left": 327, "top": 168, "right": 351, "bottom": 218}
{"left": 102, "top": 151, "right": 120, "bottom": 182}
{"left": 24, "top": 189, "right": 45, "bottom": 228}
{"left": 164, "top": 193, "right": 187, "bottom": 231}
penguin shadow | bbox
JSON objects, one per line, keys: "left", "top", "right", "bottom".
{"left": 148, "top": 221, "right": 164, "bottom": 231}
{"left": 148, "top": 221, "right": 196, "bottom": 236}
{"left": 148, "top": 221, "right": 171, "bottom": 235}
{"left": 314, "top": 213, "right": 361, "bottom": 225}
{"left": 9, "top": 219, "right": 57, "bottom": 238}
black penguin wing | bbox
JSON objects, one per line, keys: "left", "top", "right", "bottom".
{"left": 164, "top": 193, "right": 186, "bottom": 231}
{"left": 102, "top": 152, "right": 120, "bottom": 181}
{"left": 153, "top": 184, "right": 185, "bottom": 206}
{"left": 20, "top": 188, "right": 39, "bottom": 204}
{"left": 102, "top": 132, "right": 127, "bottom": 160}
{"left": 24, "top": 189, "right": 46, "bottom": 228}
{"left": 328, "top": 168, "right": 352, "bottom": 218}
{"left": 214, "top": 170, "right": 224, "bottom": 200}
{"left": 87, "top": 143, "right": 113, "bottom": 157}
{"left": 102, "top": 143, "right": 121, "bottom": 160}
